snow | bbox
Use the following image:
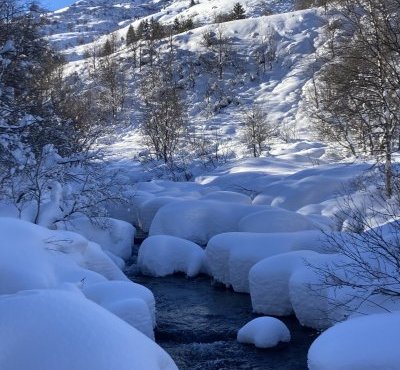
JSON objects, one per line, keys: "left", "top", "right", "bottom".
{"left": 83, "top": 280, "right": 156, "bottom": 339}
{"left": 57, "top": 217, "right": 135, "bottom": 259}
{"left": 138, "top": 196, "right": 181, "bottom": 233}
{"left": 237, "top": 317, "right": 291, "bottom": 349}
{"left": 201, "top": 190, "right": 252, "bottom": 204}
{"left": 205, "top": 230, "right": 327, "bottom": 293}
{"left": 249, "top": 250, "right": 319, "bottom": 316}
{"left": 0, "top": 218, "right": 57, "bottom": 294}
{"left": 289, "top": 254, "right": 347, "bottom": 330}
{"left": 0, "top": 289, "right": 178, "bottom": 370}
{"left": 149, "top": 200, "right": 265, "bottom": 245}
{"left": 4, "top": 0, "right": 397, "bottom": 364}
{"left": 138, "top": 235, "right": 206, "bottom": 277}
{"left": 308, "top": 312, "right": 400, "bottom": 370}
{"left": 238, "top": 207, "right": 318, "bottom": 233}
{"left": 107, "top": 190, "right": 155, "bottom": 226}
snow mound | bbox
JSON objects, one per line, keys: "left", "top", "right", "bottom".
{"left": 0, "top": 217, "right": 128, "bottom": 296}
{"left": 83, "top": 280, "right": 156, "bottom": 339}
{"left": 237, "top": 317, "right": 291, "bottom": 348}
{"left": 206, "top": 231, "right": 325, "bottom": 293}
{"left": 0, "top": 289, "right": 178, "bottom": 370}
{"left": 308, "top": 312, "right": 400, "bottom": 370}
{"left": 138, "top": 197, "right": 180, "bottom": 233}
{"left": 138, "top": 235, "right": 206, "bottom": 277}
{"left": 238, "top": 208, "right": 317, "bottom": 233}
{"left": 57, "top": 217, "right": 135, "bottom": 259}
{"left": 289, "top": 254, "right": 347, "bottom": 330}
{"left": 0, "top": 218, "right": 56, "bottom": 294}
{"left": 249, "top": 250, "right": 319, "bottom": 316}
{"left": 201, "top": 191, "right": 252, "bottom": 204}
{"left": 149, "top": 200, "right": 264, "bottom": 245}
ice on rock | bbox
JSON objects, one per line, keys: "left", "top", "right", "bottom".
{"left": 0, "top": 289, "right": 178, "bottom": 370}
{"left": 149, "top": 200, "right": 264, "bottom": 245}
{"left": 249, "top": 250, "right": 319, "bottom": 316}
{"left": 206, "top": 231, "right": 325, "bottom": 293}
{"left": 308, "top": 312, "right": 400, "bottom": 370}
{"left": 238, "top": 208, "right": 317, "bottom": 233}
{"left": 237, "top": 317, "right": 291, "bottom": 348}
{"left": 138, "top": 235, "right": 206, "bottom": 277}
{"left": 83, "top": 280, "right": 156, "bottom": 339}
{"left": 57, "top": 217, "right": 135, "bottom": 260}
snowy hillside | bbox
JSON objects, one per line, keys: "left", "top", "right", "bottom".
{"left": 44, "top": 0, "right": 295, "bottom": 57}
{"left": 44, "top": 0, "right": 327, "bottom": 168}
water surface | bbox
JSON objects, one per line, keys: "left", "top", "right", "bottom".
{"left": 131, "top": 273, "right": 316, "bottom": 370}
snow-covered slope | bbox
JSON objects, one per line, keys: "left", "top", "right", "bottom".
{"left": 43, "top": 0, "right": 324, "bottom": 165}
{"left": 45, "top": 0, "right": 295, "bottom": 56}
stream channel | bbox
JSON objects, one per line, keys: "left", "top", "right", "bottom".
{"left": 128, "top": 243, "right": 317, "bottom": 370}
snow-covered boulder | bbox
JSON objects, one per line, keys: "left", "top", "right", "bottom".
{"left": 57, "top": 217, "right": 135, "bottom": 260}
{"left": 206, "top": 231, "right": 325, "bottom": 293}
{"left": 249, "top": 250, "right": 319, "bottom": 316}
{"left": 0, "top": 289, "right": 178, "bottom": 370}
{"left": 201, "top": 191, "right": 252, "bottom": 204}
{"left": 138, "top": 197, "right": 180, "bottom": 233}
{"left": 149, "top": 200, "right": 265, "bottom": 245}
{"left": 237, "top": 317, "right": 291, "bottom": 349}
{"left": 238, "top": 208, "right": 317, "bottom": 233}
{"left": 138, "top": 235, "right": 206, "bottom": 277}
{"left": 81, "top": 241, "right": 129, "bottom": 281}
{"left": 289, "top": 254, "right": 347, "bottom": 330}
{"left": 83, "top": 281, "right": 156, "bottom": 339}
{"left": 308, "top": 312, "right": 400, "bottom": 370}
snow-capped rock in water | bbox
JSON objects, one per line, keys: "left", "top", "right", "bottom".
{"left": 205, "top": 230, "right": 327, "bottom": 293}
{"left": 249, "top": 250, "right": 320, "bottom": 316}
{"left": 200, "top": 190, "right": 252, "bottom": 204}
{"left": 237, "top": 317, "right": 291, "bottom": 349}
{"left": 238, "top": 207, "right": 318, "bottom": 233}
{"left": 149, "top": 200, "right": 265, "bottom": 245}
{"left": 0, "top": 290, "right": 178, "bottom": 370}
{"left": 308, "top": 312, "right": 400, "bottom": 370}
{"left": 83, "top": 280, "right": 156, "bottom": 339}
{"left": 138, "top": 196, "right": 181, "bottom": 233}
{"left": 138, "top": 235, "right": 206, "bottom": 277}
{"left": 289, "top": 254, "right": 348, "bottom": 330}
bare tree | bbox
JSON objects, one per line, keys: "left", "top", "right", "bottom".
{"left": 95, "top": 53, "right": 126, "bottom": 120}
{"left": 201, "top": 26, "right": 232, "bottom": 80}
{"left": 254, "top": 30, "right": 277, "bottom": 74}
{"left": 307, "top": 0, "right": 400, "bottom": 197}
{"left": 139, "top": 54, "right": 189, "bottom": 164}
{"left": 240, "top": 104, "right": 277, "bottom": 157}
{"left": 312, "top": 172, "right": 400, "bottom": 318}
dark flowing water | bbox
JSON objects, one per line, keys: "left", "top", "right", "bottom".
{"left": 130, "top": 272, "right": 317, "bottom": 370}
